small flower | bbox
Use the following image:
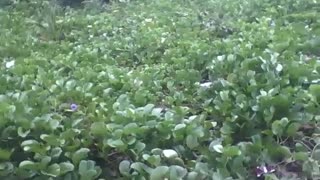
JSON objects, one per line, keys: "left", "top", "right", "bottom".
{"left": 255, "top": 165, "right": 276, "bottom": 177}
{"left": 70, "top": 103, "right": 78, "bottom": 111}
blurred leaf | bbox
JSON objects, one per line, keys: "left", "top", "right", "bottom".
{"left": 310, "top": 84, "right": 320, "bottom": 101}
{"left": 123, "top": 123, "right": 139, "bottom": 135}
{"left": 150, "top": 166, "right": 169, "bottom": 180}
{"left": 135, "top": 141, "right": 146, "bottom": 153}
{"left": 0, "top": 149, "right": 12, "bottom": 160}
{"left": 312, "top": 149, "right": 320, "bottom": 161}
{"left": 19, "top": 161, "right": 39, "bottom": 170}
{"left": 286, "top": 122, "right": 300, "bottom": 136}
{"left": 272, "top": 120, "right": 283, "bottom": 136}
{"left": 106, "top": 139, "right": 125, "bottom": 148}
{"left": 187, "top": 172, "right": 199, "bottom": 180}
{"left": 40, "top": 134, "right": 61, "bottom": 146}
{"left": 294, "top": 152, "right": 309, "bottom": 161}
{"left": 59, "top": 162, "right": 74, "bottom": 175}
{"left": 186, "top": 135, "right": 199, "bottom": 149}
{"left": 17, "top": 127, "right": 30, "bottom": 138}
{"left": 90, "top": 122, "right": 108, "bottom": 136}
{"left": 78, "top": 160, "right": 100, "bottom": 180}
{"left": 41, "top": 163, "right": 60, "bottom": 177}
{"left": 50, "top": 147, "right": 62, "bottom": 159}
{"left": 169, "top": 165, "right": 187, "bottom": 179}
{"left": 119, "top": 160, "right": 131, "bottom": 176}
{"left": 223, "top": 146, "right": 241, "bottom": 157}
{"left": 72, "top": 148, "right": 90, "bottom": 165}
{"left": 162, "top": 149, "right": 178, "bottom": 159}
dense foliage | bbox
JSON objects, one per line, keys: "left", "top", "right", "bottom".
{"left": 1, "top": 0, "right": 320, "bottom": 179}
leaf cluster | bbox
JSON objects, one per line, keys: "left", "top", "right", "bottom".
{"left": 1, "top": 0, "right": 320, "bottom": 179}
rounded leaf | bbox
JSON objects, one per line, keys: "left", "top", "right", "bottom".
{"left": 150, "top": 166, "right": 169, "bottom": 180}
{"left": 169, "top": 165, "right": 187, "bottom": 179}
{"left": 186, "top": 135, "right": 199, "bottom": 149}
{"left": 213, "top": 145, "right": 223, "bottom": 153}
{"left": 72, "top": 148, "right": 90, "bottom": 165}
{"left": 90, "top": 122, "right": 107, "bottom": 136}
{"left": 119, "top": 160, "right": 131, "bottom": 176}
{"left": 19, "top": 161, "right": 38, "bottom": 170}
{"left": 41, "top": 163, "right": 60, "bottom": 177}
{"left": 59, "top": 162, "right": 74, "bottom": 175}
{"left": 162, "top": 149, "right": 178, "bottom": 159}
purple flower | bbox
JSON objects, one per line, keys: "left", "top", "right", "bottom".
{"left": 255, "top": 165, "right": 276, "bottom": 177}
{"left": 70, "top": 103, "right": 78, "bottom": 111}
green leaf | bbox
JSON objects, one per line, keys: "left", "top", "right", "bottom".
{"left": 72, "top": 148, "right": 90, "bottom": 165}
{"left": 151, "top": 108, "right": 163, "bottom": 118}
{"left": 90, "top": 122, "right": 108, "bottom": 136}
{"left": 274, "top": 146, "right": 292, "bottom": 159}
{"left": 144, "top": 104, "right": 155, "bottom": 114}
{"left": 130, "top": 162, "right": 144, "bottom": 173}
{"left": 272, "top": 95, "right": 290, "bottom": 118}
{"left": 303, "top": 159, "right": 320, "bottom": 175}
{"left": 134, "top": 141, "right": 146, "bottom": 153}
{"left": 20, "top": 139, "right": 47, "bottom": 154}
{"left": 0, "top": 162, "right": 14, "bottom": 177}
{"left": 162, "top": 149, "right": 178, "bottom": 159}
{"left": 174, "top": 124, "right": 186, "bottom": 131}
{"left": 150, "top": 166, "right": 169, "bottom": 180}
{"left": 19, "top": 161, "right": 39, "bottom": 170}
{"left": 264, "top": 174, "right": 279, "bottom": 180}
{"left": 220, "top": 123, "right": 233, "bottom": 134}
{"left": 40, "top": 134, "right": 61, "bottom": 146}
{"left": 50, "top": 147, "right": 62, "bottom": 159}
{"left": 21, "top": 139, "right": 39, "bottom": 147}
{"left": 40, "top": 156, "right": 52, "bottom": 168}
{"left": 209, "top": 139, "right": 223, "bottom": 153}
{"left": 294, "top": 152, "right": 308, "bottom": 161}
{"left": 195, "top": 162, "right": 209, "bottom": 175}
{"left": 151, "top": 148, "right": 163, "bottom": 155}
{"left": 41, "top": 163, "right": 60, "bottom": 177}
{"left": 106, "top": 139, "right": 125, "bottom": 148}
{"left": 312, "top": 149, "right": 320, "bottom": 161}
{"left": 78, "top": 160, "right": 99, "bottom": 180}
{"left": 59, "top": 162, "right": 75, "bottom": 175}
{"left": 192, "top": 126, "right": 205, "bottom": 138}
{"left": 211, "top": 171, "right": 225, "bottom": 180}
{"left": 285, "top": 122, "right": 300, "bottom": 136}
{"left": 186, "top": 135, "right": 199, "bottom": 149}
{"left": 17, "top": 127, "right": 30, "bottom": 138}
{"left": 169, "top": 165, "right": 187, "bottom": 179}
{"left": 0, "top": 148, "right": 12, "bottom": 160}
{"left": 123, "top": 123, "right": 139, "bottom": 135}
{"left": 119, "top": 160, "right": 131, "bottom": 176}
{"left": 310, "top": 84, "right": 320, "bottom": 100}
{"left": 271, "top": 120, "right": 283, "bottom": 136}
{"left": 223, "top": 146, "right": 241, "bottom": 157}
{"left": 187, "top": 172, "right": 199, "bottom": 180}
{"left": 144, "top": 154, "right": 161, "bottom": 166}
{"left": 219, "top": 90, "right": 229, "bottom": 101}
{"left": 131, "top": 162, "right": 152, "bottom": 174}
{"left": 49, "top": 119, "right": 60, "bottom": 130}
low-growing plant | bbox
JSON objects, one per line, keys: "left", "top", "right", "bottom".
{"left": 1, "top": 0, "right": 320, "bottom": 179}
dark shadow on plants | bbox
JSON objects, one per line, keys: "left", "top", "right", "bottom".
{"left": 57, "top": 0, "right": 110, "bottom": 8}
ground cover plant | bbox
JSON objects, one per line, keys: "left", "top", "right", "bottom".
{"left": 1, "top": 0, "right": 320, "bottom": 179}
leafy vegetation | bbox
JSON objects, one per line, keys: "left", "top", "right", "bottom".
{"left": 1, "top": 0, "right": 320, "bottom": 179}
